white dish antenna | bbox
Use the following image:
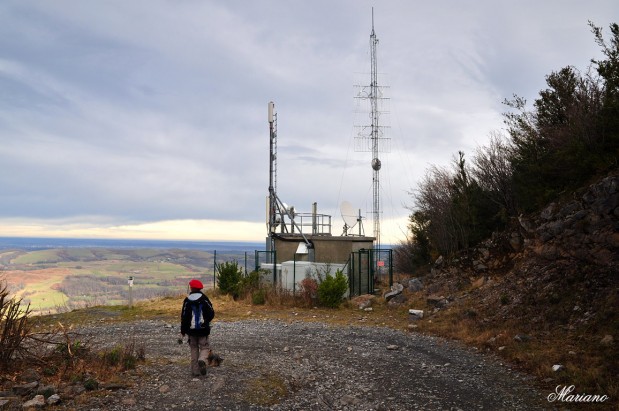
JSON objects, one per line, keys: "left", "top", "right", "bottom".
{"left": 341, "top": 201, "right": 362, "bottom": 236}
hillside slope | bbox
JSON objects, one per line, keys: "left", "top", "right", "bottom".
{"left": 405, "top": 173, "right": 618, "bottom": 407}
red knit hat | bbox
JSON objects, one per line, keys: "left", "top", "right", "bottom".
{"left": 189, "top": 279, "right": 203, "bottom": 290}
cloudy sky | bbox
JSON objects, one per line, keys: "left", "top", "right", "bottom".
{"left": 0, "top": 1, "right": 616, "bottom": 244}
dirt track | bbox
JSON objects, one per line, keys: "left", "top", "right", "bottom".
{"left": 68, "top": 318, "right": 551, "bottom": 410}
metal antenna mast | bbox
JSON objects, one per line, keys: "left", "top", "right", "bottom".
{"left": 370, "top": 9, "right": 380, "bottom": 247}
{"left": 267, "top": 101, "right": 312, "bottom": 251}
{"left": 267, "top": 101, "right": 278, "bottom": 250}
{"left": 354, "top": 8, "right": 390, "bottom": 248}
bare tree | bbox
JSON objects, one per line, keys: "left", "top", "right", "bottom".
{"left": 471, "top": 131, "right": 516, "bottom": 215}
{"left": 413, "top": 165, "right": 461, "bottom": 255}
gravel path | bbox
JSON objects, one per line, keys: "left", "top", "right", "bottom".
{"left": 68, "top": 319, "right": 551, "bottom": 410}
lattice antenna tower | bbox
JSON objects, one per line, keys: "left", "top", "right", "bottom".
{"left": 354, "top": 8, "right": 390, "bottom": 247}
{"left": 268, "top": 101, "right": 279, "bottom": 240}
{"left": 267, "top": 101, "right": 312, "bottom": 251}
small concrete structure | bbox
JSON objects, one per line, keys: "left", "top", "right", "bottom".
{"left": 262, "top": 233, "right": 374, "bottom": 295}
{"left": 271, "top": 233, "right": 374, "bottom": 265}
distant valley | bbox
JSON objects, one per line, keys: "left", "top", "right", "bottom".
{"left": 0, "top": 247, "right": 254, "bottom": 313}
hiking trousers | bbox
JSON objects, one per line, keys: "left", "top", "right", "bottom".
{"left": 188, "top": 335, "right": 210, "bottom": 376}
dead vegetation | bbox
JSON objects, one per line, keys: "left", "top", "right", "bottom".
{"left": 0, "top": 277, "right": 146, "bottom": 400}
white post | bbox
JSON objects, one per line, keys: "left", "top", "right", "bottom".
{"left": 128, "top": 276, "right": 134, "bottom": 307}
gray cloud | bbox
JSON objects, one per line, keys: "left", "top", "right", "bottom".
{"left": 0, "top": 0, "right": 617, "bottom": 240}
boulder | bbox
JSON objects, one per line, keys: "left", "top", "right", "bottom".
{"left": 407, "top": 278, "right": 423, "bottom": 292}
{"left": 46, "top": 394, "right": 61, "bottom": 406}
{"left": 426, "top": 295, "right": 448, "bottom": 308}
{"left": 12, "top": 382, "right": 38, "bottom": 396}
{"left": 22, "top": 395, "right": 45, "bottom": 408}
{"left": 514, "top": 334, "right": 531, "bottom": 343}
{"left": 408, "top": 309, "right": 424, "bottom": 320}
{"left": 540, "top": 203, "right": 557, "bottom": 220}
{"left": 518, "top": 215, "right": 536, "bottom": 234}
{"left": 387, "top": 294, "right": 407, "bottom": 306}
{"left": 384, "top": 283, "right": 404, "bottom": 302}
{"left": 351, "top": 294, "right": 374, "bottom": 309}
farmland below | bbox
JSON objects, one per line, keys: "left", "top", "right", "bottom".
{"left": 0, "top": 247, "right": 255, "bottom": 313}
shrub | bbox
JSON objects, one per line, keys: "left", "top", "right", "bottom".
{"left": 102, "top": 346, "right": 122, "bottom": 366}
{"left": 317, "top": 270, "right": 348, "bottom": 308}
{"left": 0, "top": 278, "right": 31, "bottom": 370}
{"left": 100, "top": 340, "right": 144, "bottom": 371}
{"left": 83, "top": 378, "right": 99, "bottom": 391}
{"left": 217, "top": 261, "right": 243, "bottom": 299}
{"left": 251, "top": 289, "right": 266, "bottom": 305}
{"left": 298, "top": 277, "right": 318, "bottom": 307}
{"left": 240, "top": 270, "right": 264, "bottom": 296}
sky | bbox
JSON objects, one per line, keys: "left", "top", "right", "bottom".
{"left": 0, "top": 1, "right": 617, "bottom": 245}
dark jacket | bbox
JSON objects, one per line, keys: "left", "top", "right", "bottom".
{"left": 181, "top": 292, "right": 215, "bottom": 337}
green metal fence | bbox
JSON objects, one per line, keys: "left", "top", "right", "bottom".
{"left": 209, "top": 247, "right": 392, "bottom": 298}
{"left": 347, "top": 248, "right": 393, "bottom": 297}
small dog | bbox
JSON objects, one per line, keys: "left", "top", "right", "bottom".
{"left": 207, "top": 349, "right": 223, "bottom": 367}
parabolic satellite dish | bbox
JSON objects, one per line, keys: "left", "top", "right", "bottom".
{"left": 340, "top": 201, "right": 358, "bottom": 232}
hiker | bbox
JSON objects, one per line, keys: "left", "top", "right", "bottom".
{"left": 180, "top": 279, "right": 215, "bottom": 376}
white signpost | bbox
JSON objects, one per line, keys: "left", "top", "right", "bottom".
{"left": 128, "top": 276, "right": 134, "bottom": 307}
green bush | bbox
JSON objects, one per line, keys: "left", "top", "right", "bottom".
{"left": 217, "top": 261, "right": 243, "bottom": 299}
{"left": 251, "top": 289, "right": 266, "bottom": 305}
{"left": 240, "top": 270, "right": 264, "bottom": 296}
{"left": 83, "top": 378, "right": 99, "bottom": 391}
{"left": 317, "top": 270, "right": 348, "bottom": 308}
{"left": 102, "top": 346, "right": 121, "bottom": 366}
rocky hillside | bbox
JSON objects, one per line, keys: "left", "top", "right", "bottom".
{"left": 393, "top": 173, "right": 618, "bottom": 407}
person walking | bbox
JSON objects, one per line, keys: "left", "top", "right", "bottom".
{"left": 180, "top": 279, "right": 215, "bottom": 376}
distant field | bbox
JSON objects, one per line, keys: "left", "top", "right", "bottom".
{"left": 1, "top": 247, "right": 254, "bottom": 314}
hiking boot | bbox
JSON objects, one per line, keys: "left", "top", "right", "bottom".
{"left": 198, "top": 360, "right": 207, "bottom": 375}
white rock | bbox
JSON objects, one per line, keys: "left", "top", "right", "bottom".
{"left": 22, "top": 395, "right": 45, "bottom": 408}
{"left": 46, "top": 394, "right": 61, "bottom": 405}
{"left": 408, "top": 309, "right": 424, "bottom": 320}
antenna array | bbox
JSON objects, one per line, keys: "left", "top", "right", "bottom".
{"left": 354, "top": 9, "right": 390, "bottom": 247}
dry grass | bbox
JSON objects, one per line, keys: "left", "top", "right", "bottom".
{"left": 243, "top": 372, "right": 289, "bottom": 406}
{"left": 402, "top": 282, "right": 618, "bottom": 409}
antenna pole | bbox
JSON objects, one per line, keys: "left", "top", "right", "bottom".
{"left": 354, "top": 9, "right": 389, "bottom": 248}
{"left": 370, "top": 8, "right": 381, "bottom": 248}
{"left": 268, "top": 102, "right": 277, "bottom": 247}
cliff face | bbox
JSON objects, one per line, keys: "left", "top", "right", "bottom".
{"left": 425, "top": 174, "right": 618, "bottom": 338}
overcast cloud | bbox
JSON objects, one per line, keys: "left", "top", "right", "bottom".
{"left": 0, "top": 1, "right": 617, "bottom": 243}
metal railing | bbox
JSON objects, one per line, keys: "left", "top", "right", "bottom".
{"left": 275, "top": 212, "right": 332, "bottom": 235}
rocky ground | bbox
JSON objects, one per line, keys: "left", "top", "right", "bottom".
{"left": 6, "top": 318, "right": 555, "bottom": 410}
